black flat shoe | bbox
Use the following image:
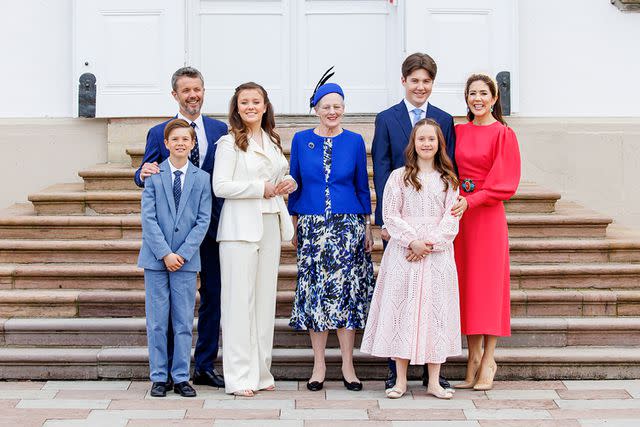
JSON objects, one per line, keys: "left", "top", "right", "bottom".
{"left": 193, "top": 369, "right": 225, "bottom": 387}
{"left": 165, "top": 379, "right": 174, "bottom": 392}
{"left": 342, "top": 377, "right": 363, "bottom": 391}
{"left": 150, "top": 382, "right": 167, "bottom": 397}
{"left": 306, "top": 380, "right": 324, "bottom": 391}
{"left": 173, "top": 381, "right": 197, "bottom": 397}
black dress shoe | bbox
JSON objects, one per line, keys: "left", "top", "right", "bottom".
{"left": 165, "top": 379, "right": 174, "bottom": 391}
{"left": 342, "top": 377, "right": 363, "bottom": 391}
{"left": 193, "top": 369, "right": 225, "bottom": 387}
{"left": 173, "top": 381, "right": 197, "bottom": 397}
{"left": 422, "top": 371, "right": 451, "bottom": 389}
{"left": 306, "top": 380, "right": 324, "bottom": 391}
{"left": 385, "top": 369, "right": 397, "bottom": 389}
{"left": 150, "top": 382, "right": 167, "bottom": 397}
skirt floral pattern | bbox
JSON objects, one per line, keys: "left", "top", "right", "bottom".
{"left": 289, "top": 136, "right": 375, "bottom": 331}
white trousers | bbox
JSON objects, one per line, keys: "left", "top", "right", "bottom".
{"left": 220, "top": 213, "right": 281, "bottom": 394}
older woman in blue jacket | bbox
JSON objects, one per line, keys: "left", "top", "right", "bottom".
{"left": 288, "top": 83, "right": 374, "bottom": 392}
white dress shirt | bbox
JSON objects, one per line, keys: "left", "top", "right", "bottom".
{"left": 168, "top": 159, "right": 189, "bottom": 190}
{"left": 178, "top": 113, "right": 207, "bottom": 166}
{"left": 403, "top": 98, "right": 428, "bottom": 124}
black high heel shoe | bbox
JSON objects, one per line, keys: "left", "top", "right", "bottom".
{"left": 306, "top": 380, "right": 324, "bottom": 391}
{"left": 342, "top": 377, "right": 362, "bottom": 391}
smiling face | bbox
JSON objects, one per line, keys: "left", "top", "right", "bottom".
{"left": 466, "top": 80, "right": 497, "bottom": 120}
{"left": 414, "top": 124, "right": 439, "bottom": 162}
{"left": 315, "top": 92, "right": 345, "bottom": 129}
{"left": 172, "top": 76, "right": 204, "bottom": 120}
{"left": 402, "top": 68, "right": 433, "bottom": 107}
{"left": 237, "top": 88, "right": 266, "bottom": 127}
{"left": 164, "top": 127, "right": 195, "bottom": 162}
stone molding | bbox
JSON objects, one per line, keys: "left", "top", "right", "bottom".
{"left": 611, "top": 0, "right": 640, "bottom": 12}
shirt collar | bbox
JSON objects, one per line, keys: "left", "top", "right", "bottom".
{"left": 177, "top": 112, "right": 204, "bottom": 129}
{"left": 168, "top": 159, "right": 189, "bottom": 176}
{"left": 403, "top": 98, "right": 428, "bottom": 114}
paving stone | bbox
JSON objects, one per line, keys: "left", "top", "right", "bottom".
{"left": 43, "top": 380, "right": 131, "bottom": 390}
{"left": 108, "top": 398, "right": 204, "bottom": 409}
{"left": 86, "top": 409, "right": 185, "bottom": 420}
{"left": 489, "top": 381, "right": 567, "bottom": 390}
{"left": 213, "top": 421, "right": 303, "bottom": 427}
{"left": 56, "top": 390, "right": 147, "bottom": 400}
{"left": 203, "top": 399, "right": 294, "bottom": 409}
{"left": 464, "top": 409, "right": 552, "bottom": 420}
{"left": 549, "top": 409, "right": 640, "bottom": 419}
{"left": 295, "top": 399, "right": 378, "bottom": 409}
{"left": 555, "top": 399, "right": 640, "bottom": 409}
{"left": 413, "top": 389, "right": 488, "bottom": 400}
{"left": 326, "top": 389, "right": 388, "bottom": 400}
{"left": 393, "top": 422, "right": 480, "bottom": 427}
{"left": 274, "top": 381, "right": 299, "bottom": 391}
{"left": 0, "top": 381, "right": 44, "bottom": 390}
{"left": 127, "top": 421, "right": 212, "bottom": 427}
{"left": 0, "top": 389, "right": 57, "bottom": 399}
{"left": 486, "top": 390, "right": 560, "bottom": 400}
{"left": 478, "top": 421, "right": 579, "bottom": 427}
{"left": 0, "top": 408, "right": 91, "bottom": 420}
{"left": 44, "top": 420, "right": 123, "bottom": 427}
{"left": 246, "top": 390, "right": 323, "bottom": 400}
{"left": 369, "top": 409, "right": 466, "bottom": 421}
{"left": 306, "top": 422, "right": 391, "bottom": 427}
{"left": 562, "top": 380, "right": 640, "bottom": 391}
{"left": 556, "top": 389, "right": 632, "bottom": 400}
{"left": 472, "top": 399, "right": 558, "bottom": 410}
{"left": 17, "top": 399, "right": 110, "bottom": 409}
{"left": 144, "top": 389, "right": 233, "bottom": 400}
{"left": 280, "top": 409, "right": 368, "bottom": 420}
{"left": 378, "top": 398, "right": 475, "bottom": 409}
{"left": 186, "top": 408, "right": 280, "bottom": 419}
{"left": 579, "top": 421, "right": 640, "bottom": 426}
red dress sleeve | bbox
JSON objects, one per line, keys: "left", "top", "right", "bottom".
{"left": 466, "top": 126, "right": 521, "bottom": 209}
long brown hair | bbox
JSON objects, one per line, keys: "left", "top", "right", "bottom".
{"left": 403, "top": 118, "right": 459, "bottom": 192}
{"left": 464, "top": 73, "right": 507, "bottom": 126}
{"left": 228, "top": 82, "right": 282, "bottom": 152}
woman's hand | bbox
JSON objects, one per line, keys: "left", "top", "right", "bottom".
{"left": 275, "top": 178, "right": 296, "bottom": 195}
{"left": 364, "top": 224, "right": 374, "bottom": 253}
{"left": 264, "top": 181, "right": 277, "bottom": 199}
{"left": 451, "top": 195, "right": 468, "bottom": 217}
{"left": 406, "top": 240, "right": 433, "bottom": 261}
{"left": 380, "top": 228, "right": 390, "bottom": 241}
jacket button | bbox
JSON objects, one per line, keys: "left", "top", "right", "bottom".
{"left": 175, "top": 228, "right": 179, "bottom": 232}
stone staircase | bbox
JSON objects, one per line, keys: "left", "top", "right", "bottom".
{"left": 1, "top": 116, "right": 639, "bottom": 381}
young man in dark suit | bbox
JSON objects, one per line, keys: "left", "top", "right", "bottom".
{"left": 371, "top": 53, "right": 456, "bottom": 390}
{"left": 135, "top": 67, "right": 228, "bottom": 390}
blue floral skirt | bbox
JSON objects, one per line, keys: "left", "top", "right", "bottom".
{"left": 289, "top": 214, "right": 375, "bottom": 331}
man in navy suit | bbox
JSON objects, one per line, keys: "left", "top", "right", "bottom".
{"left": 135, "top": 66, "right": 228, "bottom": 389}
{"left": 371, "top": 53, "right": 456, "bottom": 390}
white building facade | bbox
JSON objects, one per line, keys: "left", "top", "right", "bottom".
{"left": 1, "top": 0, "right": 640, "bottom": 225}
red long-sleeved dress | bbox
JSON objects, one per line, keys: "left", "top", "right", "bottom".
{"left": 454, "top": 121, "right": 521, "bottom": 336}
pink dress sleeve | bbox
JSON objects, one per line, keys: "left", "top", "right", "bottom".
{"left": 427, "top": 182, "right": 460, "bottom": 251}
{"left": 466, "top": 126, "right": 522, "bottom": 209}
{"left": 382, "top": 170, "right": 419, "bottom": 248}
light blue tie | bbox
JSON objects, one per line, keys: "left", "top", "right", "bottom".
{"left": 411, "top": 108, "right": 422, "bottom": 127}
{"left": 173, "top": 170, "right": 183, "bottom": 211}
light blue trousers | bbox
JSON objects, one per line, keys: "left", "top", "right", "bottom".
{"left": 144, "top": 269, "right": 197, "bottom": 383}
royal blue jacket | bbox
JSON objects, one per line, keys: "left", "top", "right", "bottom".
{"left": 288, "top": 129, "right": 371, "bottom": 216}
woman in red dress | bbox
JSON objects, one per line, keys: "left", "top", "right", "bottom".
{"left": 451, "top": 74, "right": 521, "bottom": 391}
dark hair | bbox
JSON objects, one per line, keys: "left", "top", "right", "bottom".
{"left": 464, "top": 74, "right": 507, "bottom": 125}
{"left": 228, "top": 82, "right": 282, "bottom": 153}
{"left": 402, "top": 53, "right": 437, "bottom": 80}
{"left": 171, "top": 67, "right": 204, "bottom": 91}
{"left": 163, "top": 118, "right": 196, "bottom": 141}
{"left": 403, "top": 118, "right": 459, "bottom": 192}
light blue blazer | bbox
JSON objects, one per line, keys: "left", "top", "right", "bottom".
{"left": 138, "top": 159, "right": 212, "bottom": 272}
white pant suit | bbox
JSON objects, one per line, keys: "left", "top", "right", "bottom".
{"left": 213, "top": 131, "right": 295, "bottom": 394}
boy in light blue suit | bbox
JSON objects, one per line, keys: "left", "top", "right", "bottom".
{"left": 138, "top": 119, "right": 212, "bottom": 398}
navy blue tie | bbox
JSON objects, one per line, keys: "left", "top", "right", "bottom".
{"left": 173, "top": 170, "right": 183, "bottom": 211}
{"left": 189, "top": 122, "right": 200, "bottom": 167}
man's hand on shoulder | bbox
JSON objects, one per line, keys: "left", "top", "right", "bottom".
{"left": 140, "top": 162, "right": 160, "bottom": 181}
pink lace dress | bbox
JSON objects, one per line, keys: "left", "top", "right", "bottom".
{"left": 361, "top": 168, "right": 461, "bottom": 364}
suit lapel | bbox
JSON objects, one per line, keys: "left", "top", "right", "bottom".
{"left": 392, "top": 101, "right": 412, "bottom": 140}
{"left": 201, "top": 117, "right": 216, "bottom": 170}
{"left": 160, "top": 162, "right": 177, "bottom": 219}
{"left": 176, "top": 163, "right": 196, "bottom": 219}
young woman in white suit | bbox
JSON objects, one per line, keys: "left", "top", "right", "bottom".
{"left": 213, "top": 82, "right": 297, "bottom": 396}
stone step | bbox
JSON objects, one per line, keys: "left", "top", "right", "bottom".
{"left": 0, "top": 345, "right": 637, "bottom": 380}
{"left": 0, "top": 288, "right": 638, "bottom": 319}
{"left": 1, "top": 262, "right": 638, "bottom": 292}
{"left": 27, "top": 181, "right": 558, "bottom": 216}
{"left": 78, "top": 164, "right": 139, "bottom": 191}
{"left": 4, "top": 236, "right": 639, "bottom": 265}
{"left": 3, "top": 316, "right": 639, "bottom": 349}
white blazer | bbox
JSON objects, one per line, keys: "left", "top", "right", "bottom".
{"left": 213, "top": 131, "right": 295, "bottom": 242}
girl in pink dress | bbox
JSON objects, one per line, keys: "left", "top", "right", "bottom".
{"left": 361, "top": 118, "right": 461, "bottom": 399}
{"left": 451, "top": 74, "right": 521, "bottom": 391}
